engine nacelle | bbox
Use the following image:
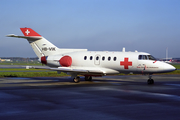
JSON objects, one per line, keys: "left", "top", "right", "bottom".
{"left": 40, "top": 55, "right": 72, "bottom": 67}
{"left": 59, "top": 56, "right": 72, "bottom": 67}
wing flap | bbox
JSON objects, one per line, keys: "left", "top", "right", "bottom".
{"left": 51, "top": 67, "right": 103, "bottom": 74}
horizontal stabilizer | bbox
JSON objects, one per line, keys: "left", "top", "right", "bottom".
{"left": 6, "top": 34, "right": 42, "bottom": 40}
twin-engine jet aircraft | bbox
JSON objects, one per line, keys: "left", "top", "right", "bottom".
{"left": 7, "top": 28, "right": 176, "bottom": 84}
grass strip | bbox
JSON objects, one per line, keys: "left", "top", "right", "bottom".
{"left": 0, "top": 62, "right": 41, "bottom": 66}
{"left": 0, "top": 71, "right": 68, "bottom": 77}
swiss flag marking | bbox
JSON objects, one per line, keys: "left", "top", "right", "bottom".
{"left": 25, "top": 29, "right": 30, "bottom": 35}
{"left": 120, "top": 58, "right": 132, "bottom": 69}
{"left": 20, "top": 28, "right": 41, "bottom": 36}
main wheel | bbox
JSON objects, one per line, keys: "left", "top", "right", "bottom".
{"left": 85, "top": 76, "right": 92, "bottom": 81}
{"left": 151, "top": 79, "right": 154, "bottom": 84}
{"left": 74, "top": 77, "right": 80, "bottom": 83}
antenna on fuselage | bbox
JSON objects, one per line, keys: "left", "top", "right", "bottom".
{"left": 166, "top": 47, "right": 168, "bottom": 61}
{"left": 122, "top": 47, "right": 125, "bottom": 52}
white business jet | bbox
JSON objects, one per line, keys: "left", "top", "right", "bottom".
{"left": 7, "top": 28, "right": 176, "bottom": 84}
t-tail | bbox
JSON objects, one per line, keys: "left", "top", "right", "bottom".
{"left": 7, "top": 28, "right": 87, "bottom": 59}
{"left": 21, "top": 28, "right": 59, "bottom": 58}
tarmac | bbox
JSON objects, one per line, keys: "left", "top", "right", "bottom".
{"left": 0, "top": 75, "right": 180, "bottom": 120}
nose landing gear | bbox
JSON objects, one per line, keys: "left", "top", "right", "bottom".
{"left": 147, "top": 74, "right": 154, "bottom": 84}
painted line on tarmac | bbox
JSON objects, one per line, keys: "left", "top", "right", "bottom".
{"left": 99, "top": 87, "right": 180, "bottom": 101}
{"left": 94, "top": 77, "right": 134, "bottom": 81}
{"left": 165, "top": 84, "right": 180, "bottom": 87}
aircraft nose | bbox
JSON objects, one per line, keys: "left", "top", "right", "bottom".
{"left": 164, "top": 63, "right": 176, "bottom": 72}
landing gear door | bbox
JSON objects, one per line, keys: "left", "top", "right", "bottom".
{"left": 94, "top": 54, "right": 100, "bottom": 65}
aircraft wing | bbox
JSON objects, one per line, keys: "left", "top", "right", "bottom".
{"left": 50, "top": 67, "right": 103, "bottom": 74}
{"left": 28, "top": 66, "right": 119, "bottom": 75}
{"left": 30, "top": 66, "right": 103, "bottom": 74}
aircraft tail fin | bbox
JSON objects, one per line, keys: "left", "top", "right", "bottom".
{"left": 7, "top": 28, "right": 88, "bottom": 59}
{"left": 7, "top": 28, "right": 58, "bottom": 58}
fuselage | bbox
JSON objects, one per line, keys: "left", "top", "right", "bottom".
{"left": 45, "top": 51, "right": 176, "bottom": 76}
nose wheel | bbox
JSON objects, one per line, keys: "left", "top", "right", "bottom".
{"left": 147, "top": 75, "right": 154, "bottom": 84}
{"left": 147, "top": 79, "right": 154, "bottom": 84}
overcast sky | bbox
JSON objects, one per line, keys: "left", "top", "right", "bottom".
{"left": 0, "top": 0, "right": 180, "bottom": 58}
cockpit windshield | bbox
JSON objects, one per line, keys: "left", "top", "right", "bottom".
{"left": 147, "top": 55, "right": 156, "bottom": 60}
{"left": 138, "top": 55, "right": 156, "bottom": 60}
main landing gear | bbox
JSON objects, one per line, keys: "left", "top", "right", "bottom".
{"left": 73, "top": 76, "right": 92, "bottom": 83}
{"left": 73, "top": 77, "right": 80, "bottom": 83}
{"left": 85, "top": 76, "right": 92, "bottom": 81}
{"left": 147, "top": 74, "right": 154, "bottom": 84}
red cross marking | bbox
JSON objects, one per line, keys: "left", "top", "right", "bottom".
{"left": 120, "top": 58, "right": 132, "bottom": 69}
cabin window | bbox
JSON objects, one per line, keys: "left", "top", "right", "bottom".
{"left": 96, "top": 56, "right": 99, "bottom": 60}
{"left": 114, "top": 57, "right": 117, "bottom": 61}
{"left": 102, "top": 56, "right": 105, "bottom": 61}
{"left": 90, "top": 56, "right": 93, "bottom": 60}
{"left": 84, "top": 56, "right": 87, "bottom": 60}
{"left": 108, "top": 57, "right": 111, "bottom": 61}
